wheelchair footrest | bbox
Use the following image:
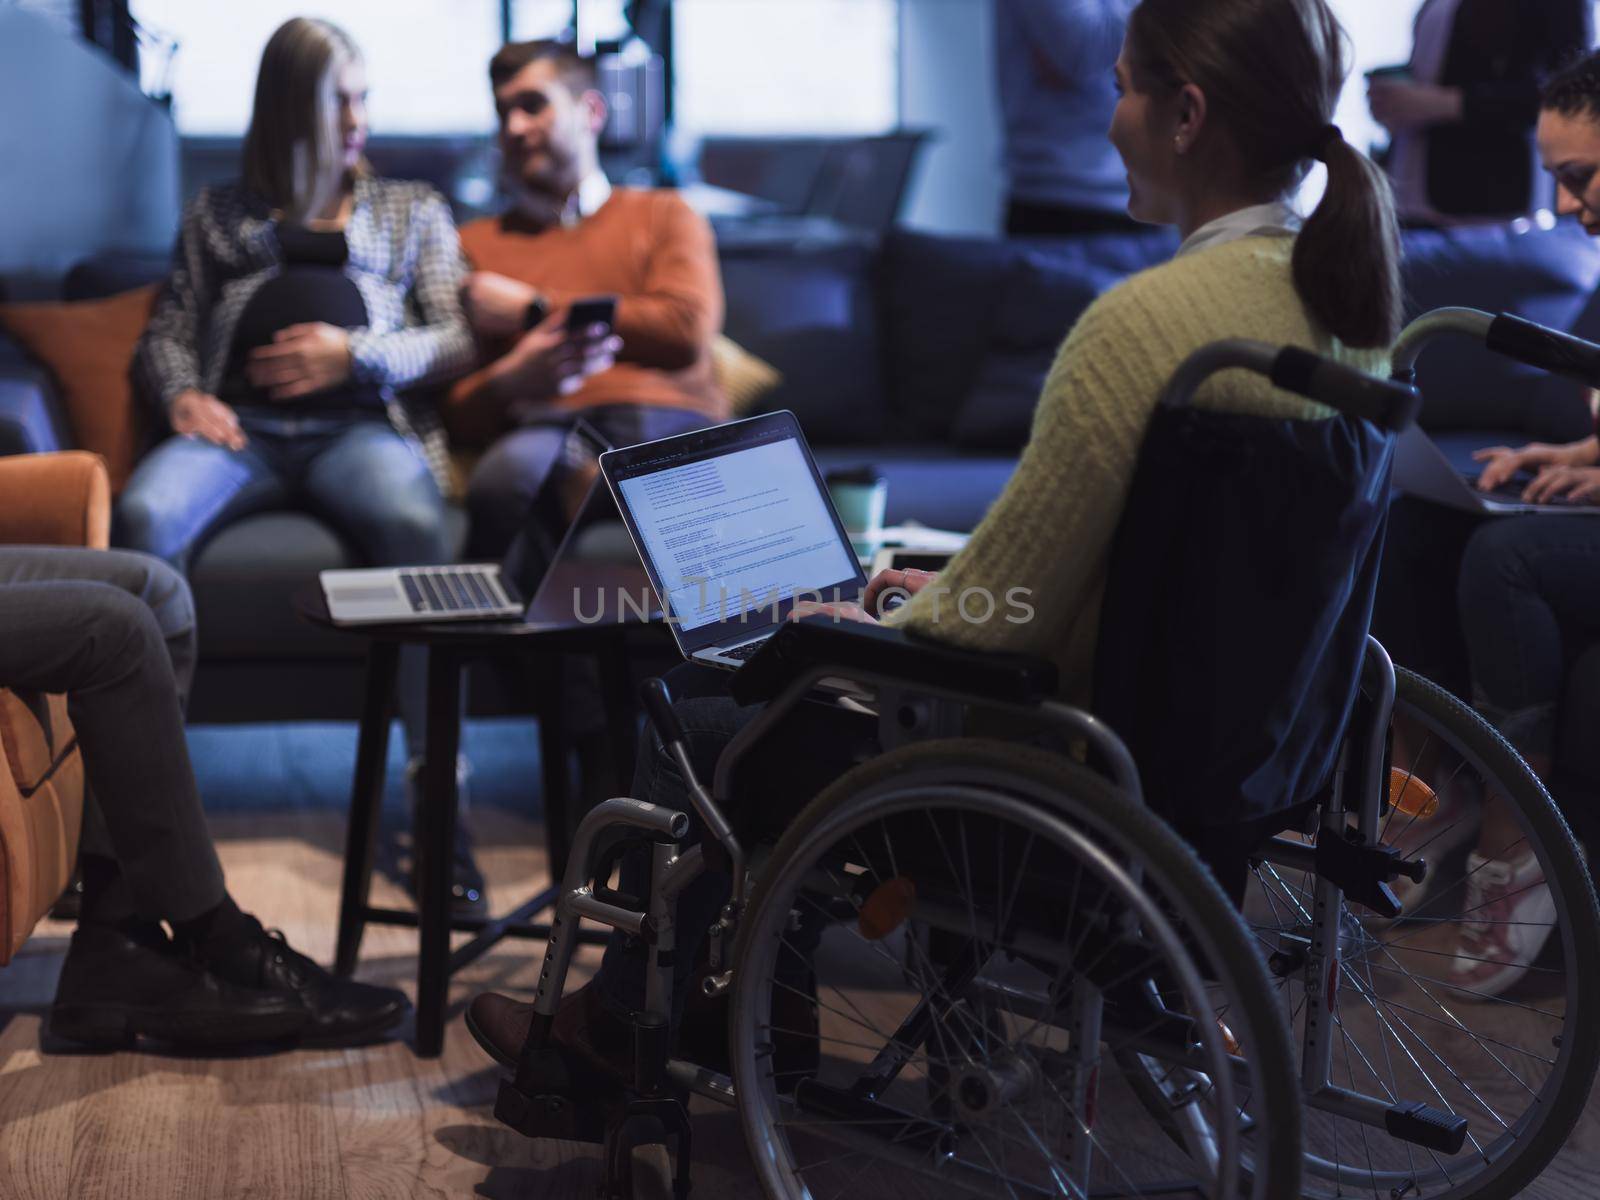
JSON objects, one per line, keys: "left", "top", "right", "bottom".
{"left": 1385, "top": 1100, "right": 1469, "bottom": 1155}
{"left": 494, "top": 1073, "right": 611, "bottom": 1145}
{"left": 489, "top": 1049, "right": 614, "bottom": 1139}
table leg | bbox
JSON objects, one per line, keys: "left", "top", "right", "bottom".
{"left": 536, "top": 654, "right": 572, "bottom": 880}
{"left": 600, "top": 638, "right": 638, "bottom": 802}
{"left": 335, "top": 641, "right": 398, "bottom": 978}
{"left": 414, "top": 644, "right": 463, "bottom": 1059}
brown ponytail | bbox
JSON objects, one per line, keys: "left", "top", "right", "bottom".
{"left": 1128, "top": 0, "right": 1402, "bottom": 349}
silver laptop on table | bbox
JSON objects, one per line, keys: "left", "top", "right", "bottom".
{"left": 1393, "top": 425, "right": 1600, "bottom": 516}
{"left": 599, "top": 410, "right": 868, "bottom": 669}
{"left": 320, "top": 421, "right": 613, "bottom": 624}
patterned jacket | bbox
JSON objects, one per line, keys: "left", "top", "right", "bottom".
{"left": 132, "top": 177, "right": 474, "bottom": 494}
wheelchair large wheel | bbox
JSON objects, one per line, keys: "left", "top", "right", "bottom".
{"left": 729, "top": 738, "right": 1301, "bottom": 1199}
{"left": 1246, "top": 666, "right": 1600, "bottom": 1199}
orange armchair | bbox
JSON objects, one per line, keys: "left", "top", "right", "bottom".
{"left": 0, "top": 451, "right": 108, "bottom": 964}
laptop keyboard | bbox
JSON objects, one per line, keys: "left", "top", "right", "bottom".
{"left": 718, "top": 638, "right": 769, "bottom": 662}
{"left": 399, "top": 568, "right": 509, "bottom": 614}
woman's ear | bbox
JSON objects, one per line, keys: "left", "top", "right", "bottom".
{"left": 1173, "top": 82, "right": 1209, "bottom": 154}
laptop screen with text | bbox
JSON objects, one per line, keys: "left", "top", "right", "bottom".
{"left": 616, "top": 434, "right": 858, "bottom": 632}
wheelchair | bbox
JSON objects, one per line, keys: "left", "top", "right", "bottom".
{"left": 483, "top": 335, "right": 1600, "bottom": 1200}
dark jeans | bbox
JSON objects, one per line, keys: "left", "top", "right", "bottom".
{"left": 0, "top": 547, "right": 224, "bottom": 922}
{"left": 465, "top": 404, "right": 712, "bottom": 559}
{"left": 1457, "top": 514, "right": 1600, "bottom": 759}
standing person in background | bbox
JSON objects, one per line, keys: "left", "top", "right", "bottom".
{"left": 1368, "top": 0, "right": 1590, "bottom": 225}
{"left": 996, "top": 0, "right": 1140, "bottom": 236}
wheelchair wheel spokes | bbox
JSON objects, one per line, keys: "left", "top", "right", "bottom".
{"left": 1248, "top": 667, "right": 1600, "bottom": 1199}
{"left": 731, "top": 739, "right": 1302, "bottom": 1200}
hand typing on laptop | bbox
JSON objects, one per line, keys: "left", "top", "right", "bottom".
{"left": 1474, "top": 436, "right": 1600, "bottom": 503}
{"left": 791, "top": 566, "right": 943, "bottom": 623}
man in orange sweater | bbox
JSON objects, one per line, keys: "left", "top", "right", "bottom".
{"left": 451, "top": 40, "right": 727, "bottom": 556}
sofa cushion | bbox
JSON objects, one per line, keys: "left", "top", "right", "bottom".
{"left": 719, "top": 238, "right": 885, "bottom": 444}
{"left": 1402, "top": 221, "right": 1600, "bottom": 440}
{"left": 0, "top": 285, "right": 158, "bottom": 490}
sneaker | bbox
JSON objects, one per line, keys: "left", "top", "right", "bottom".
{"left": 1447, "top": 851, "right": 1557, "bottom": 998}
{"left": 405, "top": 754, "right": 488, "bottom": 918}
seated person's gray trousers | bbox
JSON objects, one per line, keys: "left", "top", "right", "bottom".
{"left": 0, "top": 546, "right": 225, "bottom": 923}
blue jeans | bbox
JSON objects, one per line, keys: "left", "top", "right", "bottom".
{"left": 1457, "top": 514, "right": 1600, "bottom": 759}
{"left": 114, "top": 413, "right": 452, "bottom": 753}
{"left": 115, "top": 413, "right": 451, "bottom": 572}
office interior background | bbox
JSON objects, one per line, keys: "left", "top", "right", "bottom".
{"left": 9, "top": 0, "right": 1590, "bottom": 296}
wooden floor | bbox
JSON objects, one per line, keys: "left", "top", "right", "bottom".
{"left": 2, "top": 808, "right": 1598, "bottom": 1199}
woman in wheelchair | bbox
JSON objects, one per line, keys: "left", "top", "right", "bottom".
{"left": 467, "top": 0, "right": 1403, "bottom": 1084}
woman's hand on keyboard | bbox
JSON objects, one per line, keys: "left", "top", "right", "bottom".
{"left": 1522, "top": 464, "right": 1600, "bottom": 505}
{"left": 1474, "top": 437, "right": 1599, "bottom": 494}
{"left": 790, "top": 600, "right": 877, "bottom": 625}
{"left": 863, "top": 568, "right": 939, "bottom": 618}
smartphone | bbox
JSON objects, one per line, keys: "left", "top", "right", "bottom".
{"left": 565, "top": 295, "right": 617, "bottom": 337}
{"left": 1365, "top": 65, "right": 1413, "bottom": 84}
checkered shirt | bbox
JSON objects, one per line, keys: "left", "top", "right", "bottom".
{"left": 132, "top": 177, "right": 475, "bottom": 495}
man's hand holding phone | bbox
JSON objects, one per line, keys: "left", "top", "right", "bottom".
{"left": 501, "top": 294, "right": 621, "bottom": 407}
{"left": 557, "top": 295, "right": 620, "bottom": 396}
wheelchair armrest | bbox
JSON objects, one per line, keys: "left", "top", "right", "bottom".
{"left": 728, "top": 615, "right": 1058, "bottom": 707}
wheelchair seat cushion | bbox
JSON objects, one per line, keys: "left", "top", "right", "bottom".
{"left": 1093, "top": 405, "right": 1392, "bottom": 830}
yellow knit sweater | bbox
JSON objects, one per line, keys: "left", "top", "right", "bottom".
{"left": 888, "top": 236, "right": 1391, "bottom": 703}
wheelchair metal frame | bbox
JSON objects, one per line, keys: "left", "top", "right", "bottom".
{"left": 494, "top": 339, "right": 1464, "bottom": 1194}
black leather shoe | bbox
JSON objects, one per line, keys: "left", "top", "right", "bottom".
{"left": 195, "top": 915, "right": 409, "bottom": 1045}
{"left": 49, "top": 924, "right": 307, "bottom": 1050}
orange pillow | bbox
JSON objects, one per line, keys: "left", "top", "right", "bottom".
{"left": 0, "top": 285, "right": 158, "bottom": 492}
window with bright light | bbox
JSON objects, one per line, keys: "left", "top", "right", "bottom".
{"left": 129, "top": 1, "right": 504, "bottom": 135}
{"left": 672, "top": 0, "right": 899, "bottom": 135}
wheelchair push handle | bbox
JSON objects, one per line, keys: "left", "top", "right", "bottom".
{"left": 1486, "top": 313, "right": 1600, "bottom": 388}
{"left": 1159, "top": 339, "right": 1419, "bottom": 433}
{"left": 1270, "top": 347, "right": 1422, "bottom": 433}
{"left": 1391, "top": 305, "right": 1600, "bottom": 388}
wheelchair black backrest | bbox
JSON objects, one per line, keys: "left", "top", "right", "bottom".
{"left": 1091, "top": 403, "right": 1394, "bottom": 834}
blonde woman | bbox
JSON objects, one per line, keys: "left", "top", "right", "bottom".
{"left": 119, "top": 18, "right": 481, "bottom": 895}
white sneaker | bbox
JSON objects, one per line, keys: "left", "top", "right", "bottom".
{"left": 1447, "top": 850, "right": 1557, "bottom": 998}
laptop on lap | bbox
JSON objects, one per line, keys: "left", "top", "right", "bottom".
{"left": 1393, "top": 425, "right": 1600, "bottom": 516}
{"left": 599, "top": 411, "right": 868, "bottom": 669}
